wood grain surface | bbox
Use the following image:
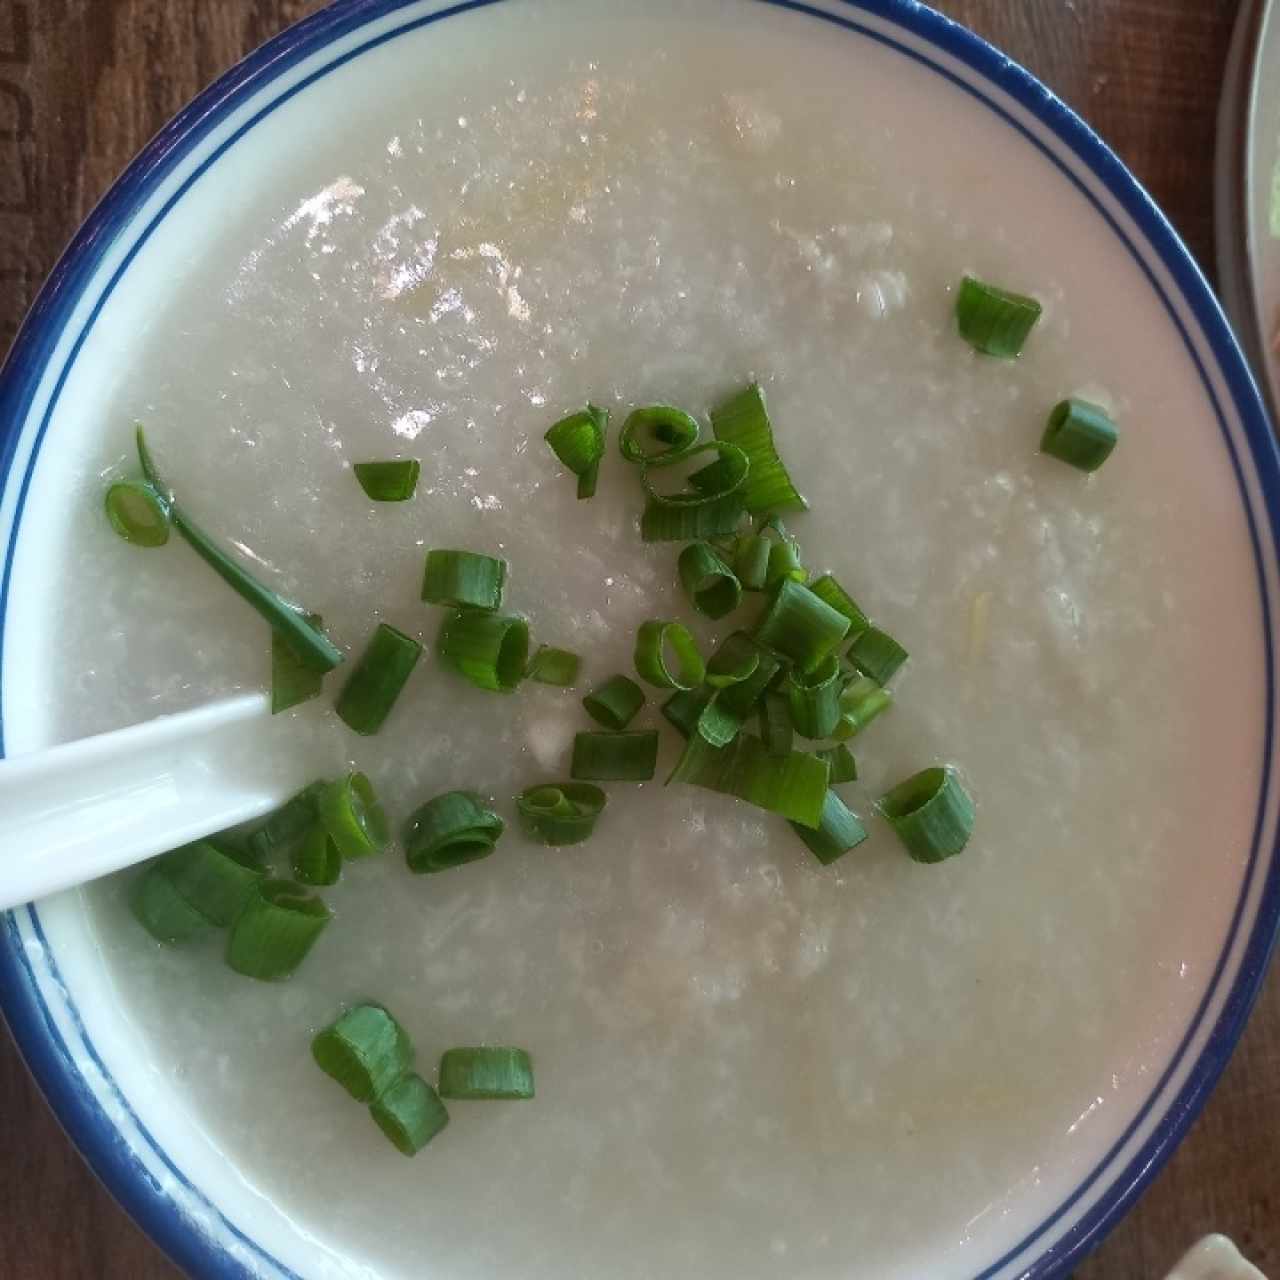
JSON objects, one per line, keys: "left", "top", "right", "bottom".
{"left": 0, "top": 1, "right": 1275, "bottom": 1277}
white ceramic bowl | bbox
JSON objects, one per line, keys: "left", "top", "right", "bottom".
{"left": 2, "top": 2, "right": 1278, "bottom": 1277}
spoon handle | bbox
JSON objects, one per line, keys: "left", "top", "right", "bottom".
{"left": 0, "top": 693, "right": 324, "bottom": 910}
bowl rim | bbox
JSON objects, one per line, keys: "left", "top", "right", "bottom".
{"left": 1, "top": 1, "right": 1278, "bottom": 1277}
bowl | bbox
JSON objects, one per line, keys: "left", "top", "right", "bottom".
{"left": 2, "top": 2, "right": 1279, "bottom": 1277}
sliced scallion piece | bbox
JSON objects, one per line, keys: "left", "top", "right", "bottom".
{"left": 619, "top": 405, "right": 701, "bottom": 463}
{"left": 791, "top": 790, "right": 869, "bottom": 866}
{"left": 710, "top": 382, "right": 806, "bottom": 513}
{"left": 832, "top": 675, "right": 893, "bottom": 740}
{"left": 336, "top": 623, "right": 422, "bottom": 736}
{"left": 319, "top": 772, "right": 390, "bottom": 860}
{"left": 526, "top": 645, "right": 580, "bottom": 687}
{"left": 640, "top": 491, "right": 745, "bottom": 542}
{"left": 634, "top": 619, "right": 705, "bottom": 690}
{"left": 758, "top": 691, "right": 794, "bottom": 757}
{"left": 312, "top": 1004, "right": 413, "bottom": 1102}
{"left": 955, "top": 276, "right": 1042, "bottom": 358}
{"left": 695, "top": 694, "right": 744, "bottom": 748}
{"left": 438, "top": 1047, "right": 534, "bottom": 1100}
{"left": 404, "top": 790, "right": 504, "bottom": 874}
{"left": 715, "top": 635, "right": 783, "bottom": 720}
{"left": 545, "top": 404, "right": 608, "bottom": 499}
{"left": 640, "top": 440, "right": 749, "bottom": 508}
{"left": 246, "top": 781, "right": 326, "bottom": 863}
{"left": 661, "top": 687, "right": 714, "bottom": 739}
{"left": 817, "top": 743, "right": 858, "bottom": 784}
{"left": 809, "top": 574, "right": 870, "bottom": 636}
{"left": 161, "top": 840, "right": 263, "bottom": 926}
{"left": 688, "top": 454, "right": 739, "bottom": 496}
{"left": 421, "top": 549, "right": 506, "bottom": 611}
{"left": 105, "top": 480, "right": 171, "bottom": 547}
{"left": 669, "top": 731, "right": 829, "bottom": 828}
{"left": 705, "top": 631, "right": 762, "bottom": 689}
{"left": 517, "top": 782, "right": 606, "bottom": 846}
{"left": 370, "top": 1073, "right": 449, "bottom": 1156}
{"left": 848, "top": 626, "right": 908, "bottom": 686}
{"left": 133, "top": 430, "right": 343, "bottom": 674}
{"left": 225, "top": 879, "right": 331, "bottom": 980}
{"left": 571, "top": 730, "right": 659, "bottom": 781}
{"left": 437, "top": 610, "right": 529, "bottom": 692}
{"left": 272, "top": 614, "right": 325, "bottom": 714}
{"left": 755, "top": 579, "right": 851, "bottom": 673}
{"left": 1041, "top": 398, "right": 1119, "bottom": 472}
{"left": 292, "top": 823, "right": 342, "bottom": 887}
{"left": 733, "top": 533, "right": 772, "bottom": 591}
{"left": 130, "top": 864, "right": 211, "bottom": 944}
{"left": 582, "top": 673, "right": 646, "bottom": 730}
{"left": 353, "top": 460, "right": 420, "bottom": 502}
{"left": 878, "top": 767, "right": 975, "bottom": 863}
{"left": 786, "top": 653, "right": 842, "bottom": 739}
{"left": 678, "top": 541, "right": 742, "bottom": 620}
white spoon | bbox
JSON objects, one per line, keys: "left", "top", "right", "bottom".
{"left": 0, "top": 693, "right": 333, "bottom": 911}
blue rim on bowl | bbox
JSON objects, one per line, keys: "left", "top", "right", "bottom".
{"left": 1, "top": 2, "right": 1278, "bottom": 1277}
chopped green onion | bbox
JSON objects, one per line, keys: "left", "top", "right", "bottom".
{"left": 105, "top": 480, "right": 171, "bottom": 547}
{"left": 438, "top": 1047, "right": 534, "bottom": 1100}
{"left": 733, "top": 533, "right": 772, "bottom": 591}
{"left": 695, "top": 694, "right": 744, "bottom": 748}
{"left": 370, "top": 1073, "right": 449, "bottom": 1156}
{"left": 832, "top": 675, "right": 893, "bottom": 740}
{"left": 246, "top": 781, "right": 325, "bottom": 863}
{"left": 1040, "top": 398, "right": 1119, "bottom": 472}
{"left": 619, "top": 405, "right": 701, "bottom": 463}
{"left": 634, "top": 619, "right": 706, "bottom": 690}
{"left": 755, "top": 579, "right": 851, "bottom": 673}
{"left": 421, "top": 549, "right": 506, "bottom": 611}
{"left": 336, "top": 623, "right": 422, "bottom": 736}
{"left": 758, "top": 691, "right": 794, "bottom": 757}
{"left": 678, "top": 541, "right": 742, "bottom": 620}
{"left": 641, "top": 440, "right": 749, "bottom": 507}
{"left": 526, "top": 645, "right": 580, "bottom": 686}
{"left": 292, "top": 823, "right": 342, "bottom": 886}
{"left": 437, "top": 610, "right": 529, "bottom": 692}
{"left": 817, "top": 743, "right": 858, "bottom": 784}
{"left": 955, "top": 276, "right": 1042, "bottom": 358}
{"left": 688, "top": 454, "right": 739, "bottom": 495}
{"left": 208, "top": 833, "right": 264, "bottom": 870}
{"left": 130, "top": 864, "right": 211, "bottom": 944}
{"left": 715, "top": 636, "right": 784, "bottom": 721}
{"left": 133, "top": 430, "right": 342, "bottom": 674}
{"left": 404, "top": 791, "right": 504, "bottom": 874}
{"left": 848, "top": 626, "right": 908, "bottom": 686}
{"left": 786, "top": 653, "right": 843, "bottom": 739}
{"left": 161, "top": 840, "right": 263, "bottom": 926}
{"left": 272, "top": 614, "right": 325, "bottom": 714}
{"left": 571, "top": 730, "right": 659, "bottom": 781}
{"left": 705, "top": 631, "right": 762, "bottom": 689}
{"left": 661, "top": 687, "right": 714, "bottom": 738}
{"left": 312, "top": 1004, "right": 413, "bottom": 1102}
{"left": 546, "top": 404, "right": 608, "bottom": 499}
{"left": 517, "top": 782, "right": 606, "bottom": 846}
{"left": 878, "top": 767, "right": 975, "bottom": 863}
{"left": 808, "top": 574, "right": 870, "bottom": 635}
{"left": 791, "top": 790, "right": 869, "bottom": 866}
{"left": 225, "top": 879, "right": 331, "bottom": 980}
{"left": 710, "top": 382, "right": 806, "bottom": 513}
{"left": 582, "top": 673, "right": 646, "bottom": 730}
{"left": 353, "top": 460, "right": 420, "bottom": 502}
{"left": 641, "top": 491, "right": 745, "bottom": 542}
{"left": 669, "top": 731, "right": 829, "bottom": 828}
{"left": 319, "top": 772, "right": 390, "bottom": 860}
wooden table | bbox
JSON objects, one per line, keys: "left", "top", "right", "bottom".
{"left": 0, "top": 1, "right": 1275, "bottom": 1276}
